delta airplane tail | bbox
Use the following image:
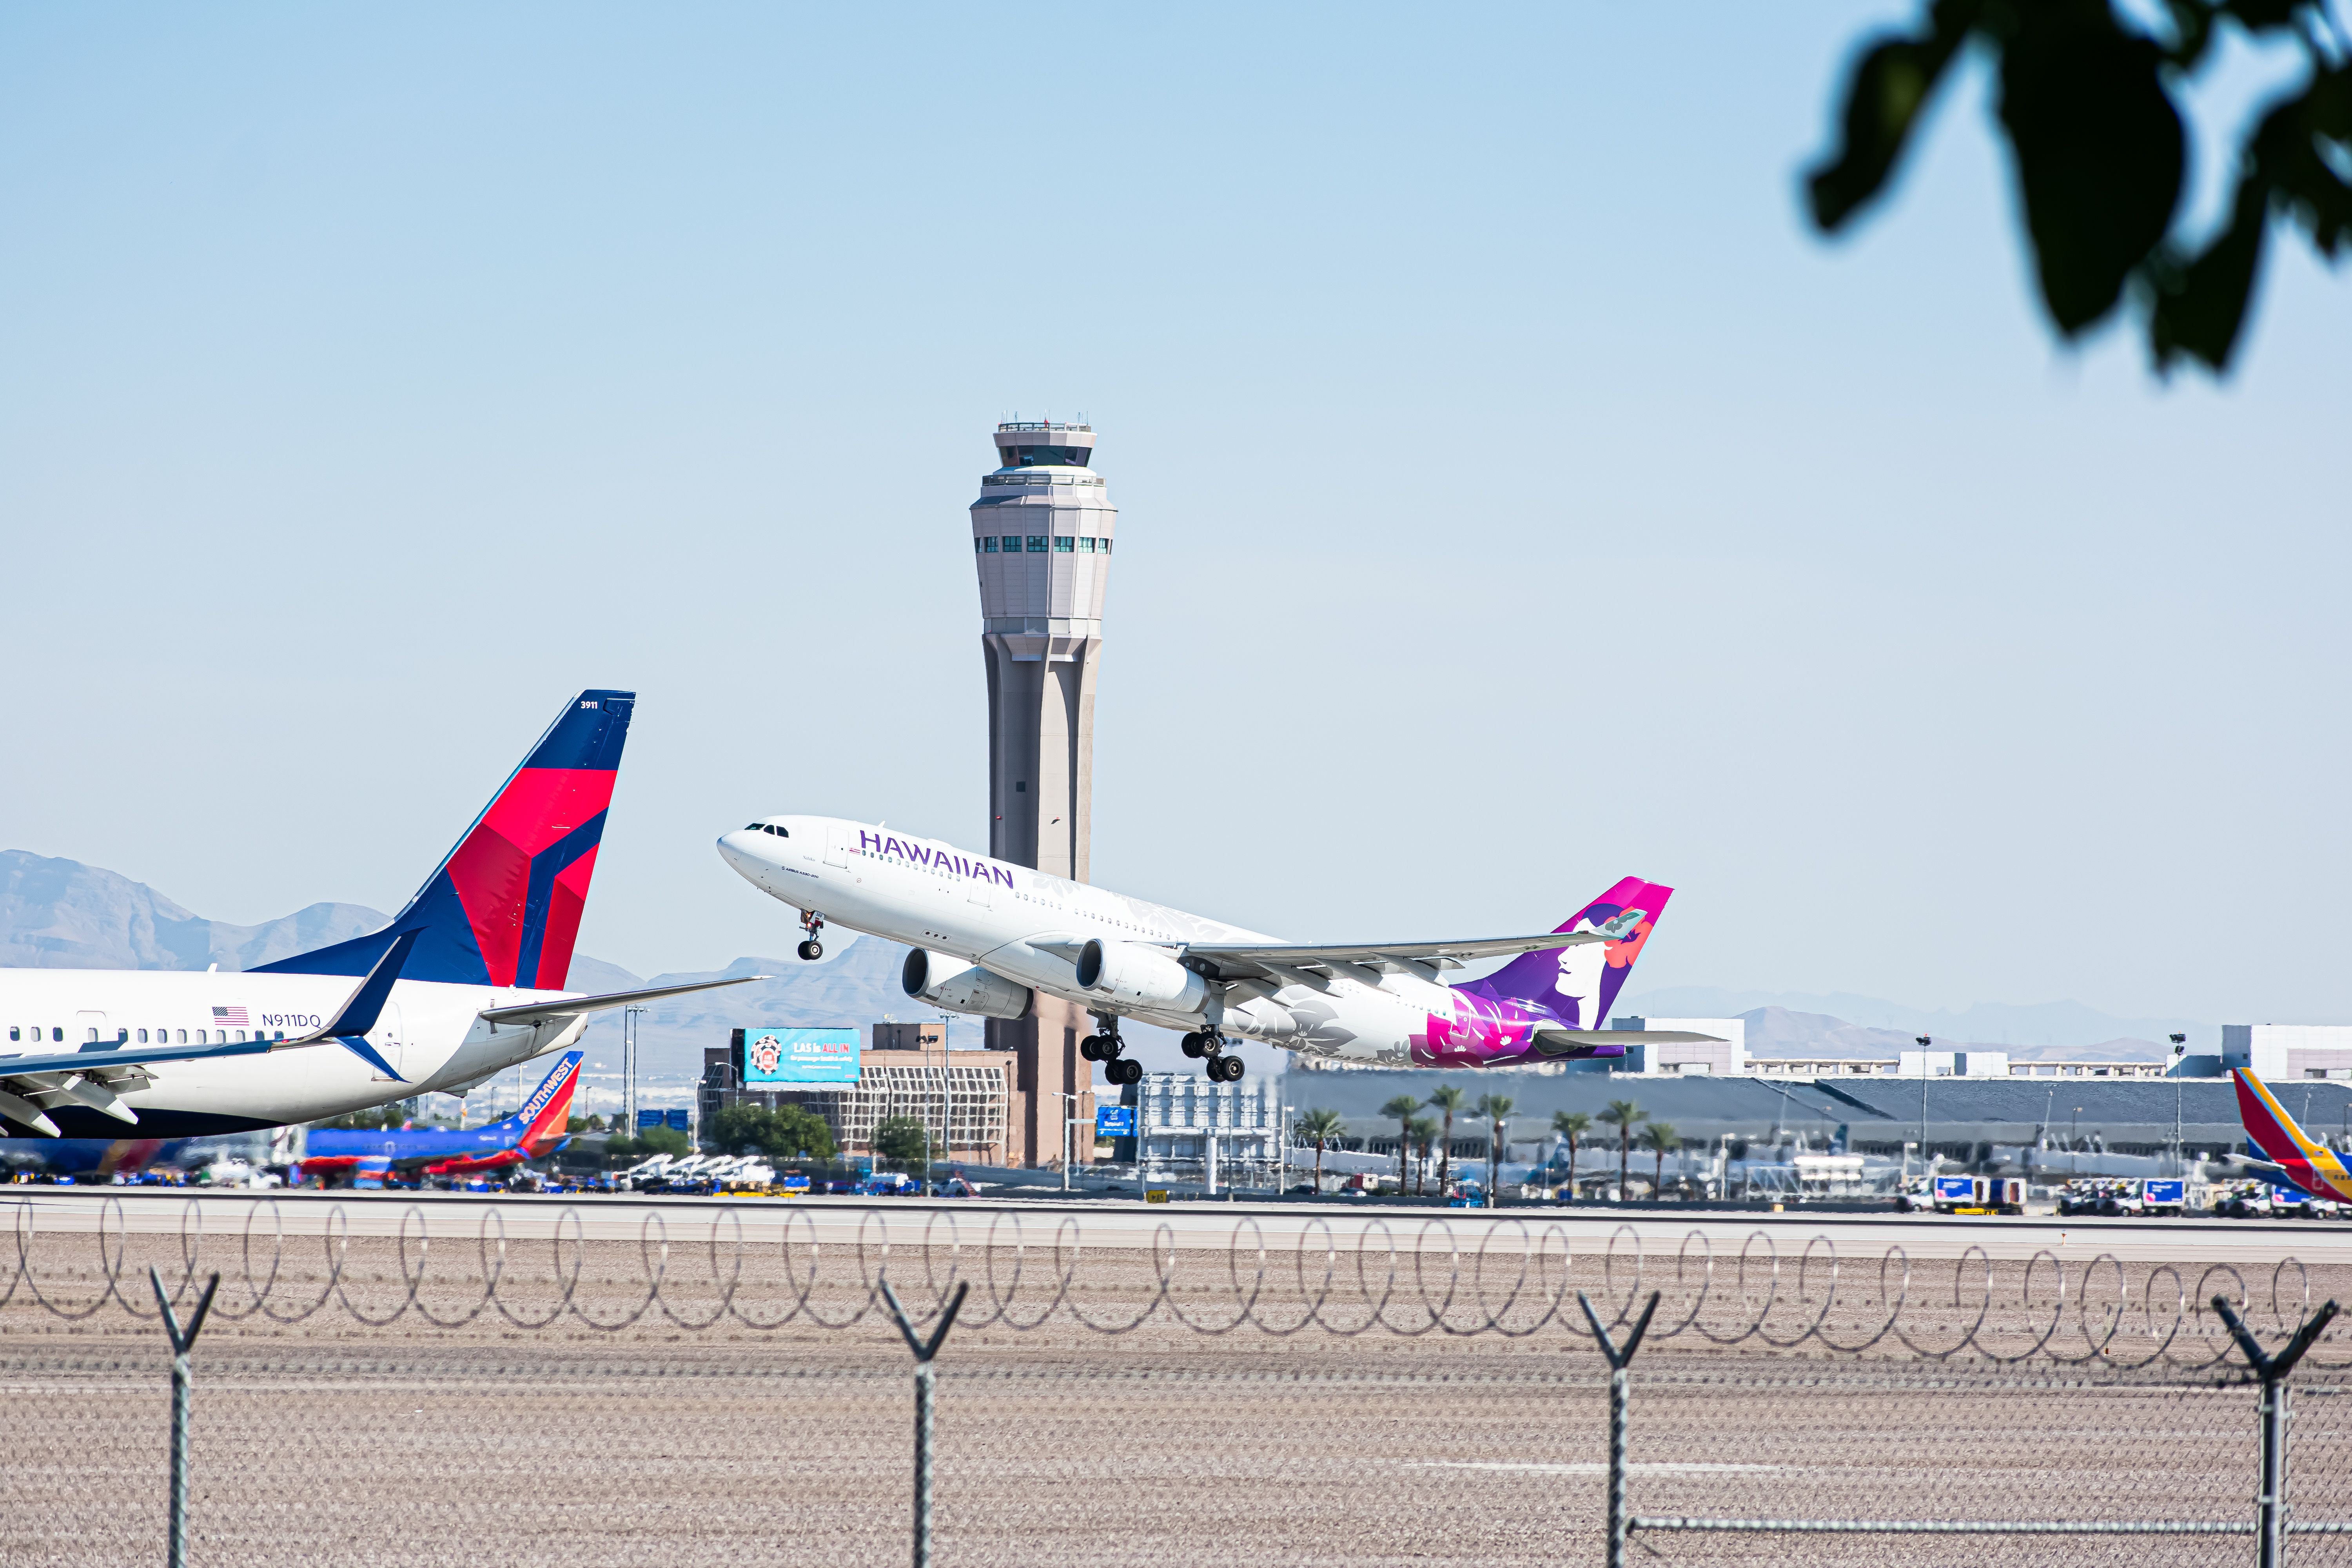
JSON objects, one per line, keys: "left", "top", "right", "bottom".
{"left": 256, "top": 691, "right": 635, "bottom": 989}
{"left": 2233, "top": 1068, "right": 2352, "bottom": 1202}
{"left": 1472, "top": 878, "right": 1675, "bottom": 1030}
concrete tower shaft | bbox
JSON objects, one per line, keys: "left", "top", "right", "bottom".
{"left": 972, "top": 421, "right": 1115, "bottom": 882}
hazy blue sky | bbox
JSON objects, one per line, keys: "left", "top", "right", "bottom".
{"left": 4, "top": 4, "right": 2345, "bottom": 1028}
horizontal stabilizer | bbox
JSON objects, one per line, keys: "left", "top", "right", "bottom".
{"left": 477, "top": 974, "right": 766, "bottom": 1027}
{"left": 1532, "top": 1027, "right": 1724, "bottom": 1057}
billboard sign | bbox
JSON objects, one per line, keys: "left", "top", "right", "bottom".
{"left": 664, "top": 1109, "right": 690, "bottom": 1132}
{"left": 637, "top": 1109, "right": 666, "bottom": 1130}
{"left": 744, "top": 1027, "right": 862, "bottom": 1085}
{"left": 1095, "top": 1105, "right": 1135, "bottom": 1138}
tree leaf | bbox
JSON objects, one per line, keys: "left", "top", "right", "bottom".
{"left": 1806, "top": 2, "right": 1977, "bottom": 232}
{"left": 2146, "top": 174, "right": 2270, "bottom": 370}
{"left": 1997, "top": 4, "right": 2187, "bottom": 333}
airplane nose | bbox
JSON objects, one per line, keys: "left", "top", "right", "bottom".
{"left": 716, "top": 831, "right": 761, "bottom": 875}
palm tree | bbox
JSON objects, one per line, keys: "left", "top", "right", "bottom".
{"left": 1475, "top": 1092, "right": 1516, "bottom": 1208}
{"left": 1426, "top": 1084, "right": 1468, "bottom": 1195}
{"left": 1407, "top": 1116, "right": 1439, "bottom": 1196}
{"left": 1295, "top": 1108, "right": 1347, "bottom": 1191}
{"left": 1379, "top": 1094, "right": 1423, "bottom": 1194}
{"left": 1552, "top": 1110, "right": 1592, "bottom": 1200}
{"left": 1641, "top": 1120, "right": 1681, "bottom": 1200}
{"left": 1597, "top": 1099, "right": 1646, "bottom": 1200}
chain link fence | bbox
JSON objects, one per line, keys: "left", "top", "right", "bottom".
{"left": 4, "top": 1199, "right": 2347, "bottom": 1566}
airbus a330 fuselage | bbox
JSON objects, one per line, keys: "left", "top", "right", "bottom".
{"left": 718, "top": 817, "right": 1702, "bottom": 1083}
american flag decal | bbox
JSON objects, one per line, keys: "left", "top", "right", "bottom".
{"left": 212, "top": 1005, "right": 249, "bottom": 1026}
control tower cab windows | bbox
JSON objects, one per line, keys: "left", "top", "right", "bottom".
{"left": 1003, "top": 445, "right": 1091, "bottom": 468}
{"left": 1025, "top": 536, "right": 1047, "bottom": 552}
{"left": 1002, "top": 536, "right": 1021, "bottom": 552}
{"left": 1053, "top": 536, "right": 1075, "bottom": 553}
{"left": 980, "top": 537, "right": 997, "bottom": 553}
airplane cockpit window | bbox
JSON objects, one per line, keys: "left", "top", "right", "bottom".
{"left": 744, "top": 822, "right": 764, "bottom": 831}
{"left": 768, "top": 825, "right": 788, "bottom": 837}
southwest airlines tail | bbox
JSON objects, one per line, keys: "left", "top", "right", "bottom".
{"left": 256, "top": 691, "right": 635, "bottom": 989}
{"left": 2233, "top": 1068, "right": 2352, "bottom": 1202}
{"left": 491, "top": 1050, "right": 584, "bottom": 1159}
{"left": 1475, "top": 878, "right": 1675, "bottom": 1030}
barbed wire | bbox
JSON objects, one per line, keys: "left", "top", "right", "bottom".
{"left": 3, "top": 1198, "right": 2335, "bottom": 1371}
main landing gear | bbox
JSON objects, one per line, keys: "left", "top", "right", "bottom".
{"left": 796, "top": 911, "right": 826, "bottom": 962}
{"left": 1182, "top": 1031, "right": 1246, "bottom": 1082}
{"left": 1082, "top": 1018, "right": 1143, "bottom": 1084}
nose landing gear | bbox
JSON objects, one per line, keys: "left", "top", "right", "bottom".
{"left": 796, "top": 911, "right": 826, "bottom": 961}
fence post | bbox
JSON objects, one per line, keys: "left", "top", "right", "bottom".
{"left": 1578, "top": 1289, "right": 1662, "bottom": 1568}
{"left": 2213, "top": 1294, "right": 2338, "bottom": 1567}
{"left": 149, "top": 1265, "right": 222, "bottom": 1568}
{"left": 880, "top": 1278, "right": 970, "bottom": 1568}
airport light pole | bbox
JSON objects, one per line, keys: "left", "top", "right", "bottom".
{"left": 1052, "top": 1090, "right": 1081, "bottom": 1192}
{"left": 2170, "top": 1033, "right": 2187, "bottom": 1175}
{"left": 1915, "top": 1036, "right": 1932, "bottom": 1177}
{"left": 621, "top": 1006, "right": 644, "bottom": 1137}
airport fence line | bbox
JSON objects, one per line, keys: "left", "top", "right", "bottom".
{"left": 6, "top": 1201, "right": 2350, "bottom": 1566}
{"left": 7, "top": 1198, "right": 2347, "bottom": 1370}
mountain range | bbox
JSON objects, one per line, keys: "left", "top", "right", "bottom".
{"left": 1619, "top": 985, "right": 2199, "bottom": 1062}
{"left": 3, "top": 851, "right": 2189, "bottom": 1080}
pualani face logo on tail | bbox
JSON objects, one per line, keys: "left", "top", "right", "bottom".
{"left": 1422, "top": 878, "right": 1675, "bottom": 1066}
{"left": 253, "top": 690, "right": 634, "bottom": 990}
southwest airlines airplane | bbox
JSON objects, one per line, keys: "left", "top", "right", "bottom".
{"left": 2234, "top": 1067, "right": 2352, "bottom": 1203}
{"left": 301, "top": 1051, "right": 585, "bottom": 1187}
{"left": 717, "top": 818, "right": 1713, "bottom": 1083}
{"left": 0, "top": 691, "right": 750, "bottom": 1140}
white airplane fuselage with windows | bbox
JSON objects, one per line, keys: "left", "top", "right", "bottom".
{"left": 721, "top": 817, "right": 1461, "bottom": 1065}
{"left": 0, "top": 969, "right": 595, "bottom": 1134}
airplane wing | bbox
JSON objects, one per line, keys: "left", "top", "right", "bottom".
{"left": 1184, "top": 932, "right": 1605, "bottom": 980}
{"left": 1531, "top": 1027, "right": 1725, "bottom": 1057}
{"left": 476, "top": 975, "right": 768, "bottom": 1027}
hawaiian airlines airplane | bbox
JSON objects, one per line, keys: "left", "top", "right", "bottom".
{"left": 301, "top": 1050, "right": 585, "bottom": 1187}
{"left": 0, "top": 691, "right": 751, "bottom": 1140}
{"left": 716, "top": 818, "right": 1714, "bottom": 1083}
{"left": 2233, "top": 1067, "right": 2352, "bottom": 1203}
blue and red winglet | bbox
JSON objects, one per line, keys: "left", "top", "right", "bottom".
{"left": 256, "top": 690, "right": 635, "bottom": 990}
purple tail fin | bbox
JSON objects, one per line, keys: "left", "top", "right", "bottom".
{"left": 1478, "top": 878, "right": 1675, "bottom": 1030}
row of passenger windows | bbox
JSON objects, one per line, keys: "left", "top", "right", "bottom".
{"left": 975, "top": 536, "right": 1111, "bottom": 555}
{"left": 6, "top": 1025, "right": 281, "bottom": 1046}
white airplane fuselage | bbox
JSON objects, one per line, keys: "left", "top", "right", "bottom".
{"left": 0, "top": 969, "right": 591, "bottom": 1136}
{"left": 720, "top": 817, "right": 1476, "bottom": 1066}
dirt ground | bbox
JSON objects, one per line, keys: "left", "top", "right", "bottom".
{"left": 6, "top": 1229, "right": 2350, "bottom": 1566}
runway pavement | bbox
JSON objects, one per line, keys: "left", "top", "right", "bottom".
{"left": 9, "top": 1185, "right": 2348, "bottom": 1264}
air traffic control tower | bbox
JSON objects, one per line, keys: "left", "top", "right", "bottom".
{"left": 971, "top": 421, "right": 1115, "bottom": 879}
{"left": 970, "top": 420, "right": 1112, "bottom": 1164}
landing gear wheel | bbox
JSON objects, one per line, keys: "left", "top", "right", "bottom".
{"left": 796, "top": 939, "right": 824, "bottom": 961}
{"left": 1211, "top": 1052, "right": 1245, "bottom": 1082}
{"left": 1180, "top": 1032, "right": 1207, "bottom": 1059}
{"left": 1080, "top": 1035, "right": 1106, "bottom": 1062}
{"left": 1109, "top": 1057, "right": 1143, "bottom": 1086}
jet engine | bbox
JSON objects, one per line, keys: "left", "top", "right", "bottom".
{"left": 1075, "top": 938, "right": 1209, "bottom": 1014}
{"left": 901, "top": 949, "right": 1032, "bottom": 1021}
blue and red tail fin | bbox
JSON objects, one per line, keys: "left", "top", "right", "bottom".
{"left": 255, "top": 691, "right": 634, "bottom": 987}
{"left": 1472, "top": 878, "right": 1675, "bottom": 1029}
{"left": 499, "top": 1051, "right": 584, "bottom": 1157}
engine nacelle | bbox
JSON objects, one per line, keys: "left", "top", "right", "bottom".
{"left": 902, "top": 949, "right": 1032, "bottom": 1021}
{"left": 1076, "top": 938, "right": 1210, "bottom": 1014}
